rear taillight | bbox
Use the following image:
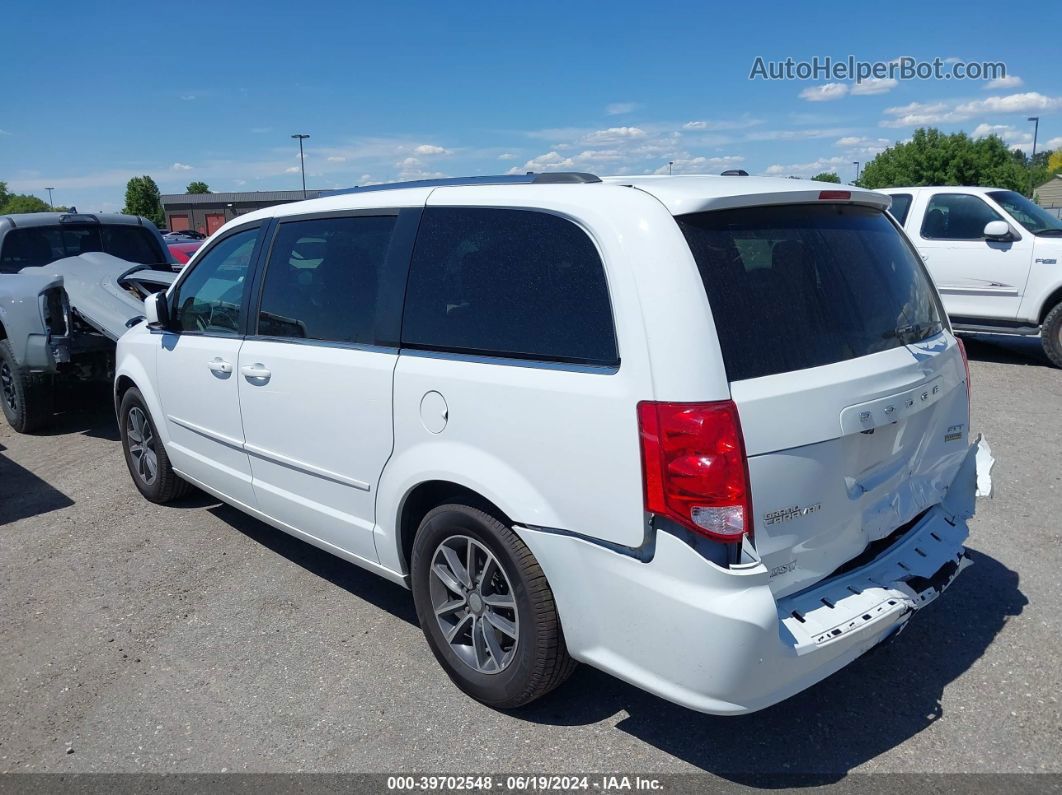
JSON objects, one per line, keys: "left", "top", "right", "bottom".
{"left": 637, "top": 400, "right": 752, "bottom": 542}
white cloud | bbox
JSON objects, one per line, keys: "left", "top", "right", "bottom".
{"left": 171, "top": 162, "right": 193, "bottom": 171}
{"left": 957, "top": 91, "right": 1062, "bottom": 115}
{"left": 882, "top": 92, "right": 1062, "bottom": 127}
{"left": 396, "top": 156, "right": 421, "bottom": 169}
{"left": 583, "top": 126, "right": 646, "bottom": 143}
{"left": 834, "top": 135, "right": 892, "bottom": 155}
{"left": 799, "top": 83, "right": 849, "bottom": 102}
{"left": 508, "top": 151, "right": 576, "bottom": 173}
{"left": 414, "top": 144, "right": 450, "bottom": 155}
{"left": 1047, "top": 136, "right": 1062, "bottom": 149}
{"left": 851, "top": 77, "right": 898, "bottom": 96}
{"left": 326, "top": 155, "right": 347, "bottom": 162}
{"left": 0, "top": 128, "right": 10, "bottom": 136}
{"left": 250, "top": 127, "right": 272, "bottom": 134}
{"left": 606, "top": 102, "right": 640, "bottom": 115}
{"left": 652, "top": 155, "right": 744, "bottom": 175}
{"left": 984, "top": 75, "right": 1023, "bottom": 90}
{"left": 284, "top": 166, "right": 300, "bottom": 173}
{"left": 682, "top": 117, "right": 763, "bottom": 131}
{"left": 972, "top": 123, "right": 1034, "bottom": 152}
{"left": 497, "top": 152, "right": 518, "bottom": 160}
{"left": 179, "top": 94, "right": 196, "bottom": 101}
{"left": 764, "top": 156, "right": 850, "bottom": 177}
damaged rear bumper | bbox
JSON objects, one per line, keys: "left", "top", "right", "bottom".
{"left": 518, "top": 437, "right": 993, "bottom": 715}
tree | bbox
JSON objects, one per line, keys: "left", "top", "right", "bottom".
{"left": 811, "top": 171, "right": 841, "bottom": 183}
{"left": 1046, "top": 150, "right": 1062, "bottom": 176}
{"left": 0, "top": 181, "right": 10, "bottom": 208}
{"left": 122, "top": 175, "right": 164, "bottom": 227}
{"left": 186, "top": 180, "right": 210, "bottom": 194}
{"left": 857, "top": 128, "right": 1030, "bottom": 192}
{"left": 1, "top": 194, "right": 52, "bottom": 214}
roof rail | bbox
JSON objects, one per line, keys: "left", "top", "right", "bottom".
{"left": 720, "top": 169, "right": 749, "bottom": 176}
{"left": 322, "top": 172, "right": 601, "bottom": 197}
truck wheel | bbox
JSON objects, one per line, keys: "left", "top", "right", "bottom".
{"left": 119, "top": 387, "right": 191, "bottom": 503}
{"left": 411, "top": 503, "right": 577, "bottom": 709}
{"left": 0, "top": 340, "right": 53, "bottom": 433}
{"left": 1042, "top": 302, "right": 1062, "bottom": 368}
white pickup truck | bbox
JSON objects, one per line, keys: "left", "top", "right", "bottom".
{"left": 881, "top": 186, "right": 1062, "bottom": 366}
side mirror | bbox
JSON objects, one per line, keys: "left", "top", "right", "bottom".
{"left": 144, "top": 291, "right": 170, "bottom": 329}
{"left": 984, "top": 220, "right": 1012, "bottom": 240}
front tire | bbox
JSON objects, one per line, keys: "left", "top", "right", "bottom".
{"left": 119, "top": 387, "right": 191, "bottom": 503}
{"left": 411, "top": 503, "right": 577, "bottom": 709}
{"left": 0, "top": 339, "right": 53, "bottom": 433}
{"left": 1042, "top": 302, "right": 1062, "bottom": 368}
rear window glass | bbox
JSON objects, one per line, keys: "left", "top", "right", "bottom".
{"left": 677, "top": 203, "right": 943, "bottom": 382}
{"left": 402, "top": 207, "right": 618, "bottom": 366}
{"left": 888, "top": 193, "right": 913, "bottom": 225}
{"left": 0, "top": 224, "right": 165, "bottom": 273}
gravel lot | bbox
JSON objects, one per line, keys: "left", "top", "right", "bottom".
{"left": 1, "top": 335, "right": 1059, "bottom": 782}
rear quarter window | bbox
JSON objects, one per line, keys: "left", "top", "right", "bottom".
{"left": 677, "top": 203, "right": 943, "bottom": 382}
{"left": 401, "top": 207, "right": 618, "bottom": 366}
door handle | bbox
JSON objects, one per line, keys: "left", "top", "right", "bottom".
{"left": 240, "top": 364, "right": 272, "bottom": 380}
{"left": 207, "top": 358, "right": 233, "bottom": 374}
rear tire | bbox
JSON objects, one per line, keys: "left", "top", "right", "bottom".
{"left": 411, "top": 503, "right": 577, "bottom": 709}
{"left": 1042, "top": 302, "right": 1062, "bottom": 368}
{"left": 118, "top": 387, "right": 191, "bottom": 503}
{"left": 0, "top": 339, "right": 53, "bottom": 433}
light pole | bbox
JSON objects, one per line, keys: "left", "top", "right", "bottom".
{"left": 853, "top": 161, "right": 860, "bottom": 184}
{"left": 291, "top": 133, "right": 310, "bottom": 198}
{"left": 1028, "top": 116, "right": 1040, "bottom": 197}
{"left": 45, "top": 187, "right": 55, "bottom": 210}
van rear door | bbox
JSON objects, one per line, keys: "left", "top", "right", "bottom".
{"left": 677, "top": 202, "right": 970, "bottom": 598}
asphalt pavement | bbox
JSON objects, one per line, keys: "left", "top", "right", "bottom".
{"left": 1, "top": 335, "right": 1059, "bottom": 782}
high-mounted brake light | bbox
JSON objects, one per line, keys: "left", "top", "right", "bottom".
{"left": 637, "top": 400, "right": 752, "bottom": 542}
{"left": 818, "top": 190, "right": 851, "bottom": 201}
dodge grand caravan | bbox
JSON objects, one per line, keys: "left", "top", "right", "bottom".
{"left": 115, "top": 173, "right": 992, "bottom": 715}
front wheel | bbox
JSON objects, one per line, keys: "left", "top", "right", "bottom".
{"left": 119, "top": 387, "right": 191, "bottom": 503}
{"left": 1042, "top": 302, "right": 1062, "bottom": 368}
{"left": 0, "top": 339, "right": 53, "bottom": 433}
{"left": 411, "top": 503, "right": 577, "bottom": 709}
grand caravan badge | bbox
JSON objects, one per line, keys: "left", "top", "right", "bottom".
{"left": 764, "top": 503, "right": 822, "bottom": 526}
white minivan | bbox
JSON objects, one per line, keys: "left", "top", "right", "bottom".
{"left": 115, "top": 173, "right": 990, "bottom": 715}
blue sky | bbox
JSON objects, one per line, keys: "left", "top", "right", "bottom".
{"left": 3, "top": 0, "right": 1060, "bottom": 212}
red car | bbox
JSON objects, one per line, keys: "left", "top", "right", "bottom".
{"left": 166, "top": 240, "right": 203, "bottom": 268}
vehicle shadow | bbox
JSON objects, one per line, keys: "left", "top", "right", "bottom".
{"left": 0, "top": 440, "right": 76, "bottom": 525}
{"left": 199, "top": 499, "right": 419, "bottom": 626}
{"left": 511, "top": 548, "right": 1024, "bottom": 784}
{"left": 37, "top": 385, "right": 121, "bottom": 441}
{"left": 959, "top": 333, "right": 1053, "bottom": 367}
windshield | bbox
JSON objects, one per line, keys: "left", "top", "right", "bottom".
{"left": 0, "top": 224, "right": 166, "bottom": 273}
{"left": 677, "top": 203, "right": 944, "bottom": 382}
{"left": 987, "top": 190, "right": 1062, "bottom": 235}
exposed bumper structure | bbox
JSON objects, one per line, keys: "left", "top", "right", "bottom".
{"left": 519, "top": 437, "right": 992, "bottom": 715}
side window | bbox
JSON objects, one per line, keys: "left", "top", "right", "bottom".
{"left": 402, "top": 207, "right": 618, "bottom": 366}
{"left": 172, "top": 227, "right": 258, "bottom": 335}
{"left": 888, "top": 193, "right": 913, "bottom": 225}
{"left": 256, "top": 215, "right": 396, "bottom": 344}
{"left": 921, "top": 193, "right": 1003, "bottom": 240}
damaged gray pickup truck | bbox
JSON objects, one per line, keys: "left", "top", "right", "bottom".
{"left": 0, "top": 212, "right": 176, "bottom": 432}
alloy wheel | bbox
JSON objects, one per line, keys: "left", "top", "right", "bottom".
{"left": 0, "top": 361, "right": 16, "bottom": 413}
{"left": 429, "top": 535, "right": 519, "bottom": 674}
{"left": 126, "top": 406, "right": 159, "bottom": 485}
